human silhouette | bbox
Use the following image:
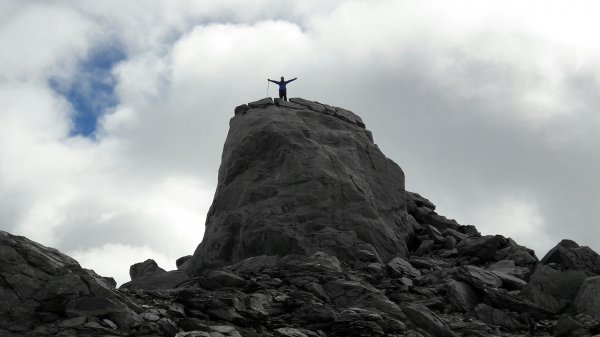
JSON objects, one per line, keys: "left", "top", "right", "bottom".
{"left": 268, "top": 76, "right": 297, "bottom": 101}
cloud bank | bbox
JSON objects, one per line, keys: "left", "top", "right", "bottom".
{"left": 1, "top": 0, "right": 599, "bottom": 284}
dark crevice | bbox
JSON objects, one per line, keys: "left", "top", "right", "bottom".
{"left": 320, "top": 144, "right": 346, "bottom": 227}
{"left": 0, "top": 273, "right": 24, "bottom": 303}
{"left": 365, "top": 146, "right": 377, "bottom": 171}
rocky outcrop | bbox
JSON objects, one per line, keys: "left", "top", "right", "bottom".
{"left": 186, "top": 97, "right": 415, "bottom": 273}
{"left": 542, "top": 239, "right": 600, "bottom": 275}
{"left": 120, "top": 259, "right": 189, "bottom": 291}
{"left": 3, "top": 99, "right": 600, "bottom": 337}
{"left": 521, "top": 264, "right": 587, "bottom": 313}
{"left": 0, "top": 230, "right": 143, "bottom": 336}
{"left": 573, "top": 276, "right": 600, "bottom": 320}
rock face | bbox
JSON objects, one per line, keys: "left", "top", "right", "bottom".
{"left": 0, "top": 230, "right": 143, "bottom": 336}
{"left": 542, "top": 239, "right": 600, "bottom": 275}
{"left": 186, "top": 97, "right": 414, "bottom": 273}
{"left": 3, "top": 99, "right": 600, "bottom": 337}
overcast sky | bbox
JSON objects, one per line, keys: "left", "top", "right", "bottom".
{"left": 1, "top": 0, "right": 599, "bottom": 285}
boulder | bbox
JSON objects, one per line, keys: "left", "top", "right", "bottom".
{"left": 129, "top": 259, "right": 167, "bottom": 281}
{"left": 289, "top": 97, "right": 326, "bottom": 113}
{"left": 542, "top": 239, "right": 600, "bottom": 275}
{"left": 387, "top": 257, "right": 421, "bottom": 278}
{"left": 443, "top": 236, "right": 457, "bottom": 249}
{"left": 487, "top": 259, "right": 530, "bottom": 279}
{"left": 278, "top": 252, "right": 343, "bottom": 273}
{"left": 442, "top": 228, "right": 467, "bottom": 242}
{"left": 0, "top": 230, "right": 141, "bottom": 335}
{"left": 247, "top": 97, "right": 274, "bottom": 109}
{"left": 176, "top": 332, "right": 211, "bottom": 337}
{"left": 455, "top": 265, "right": 502, "bottom": 289}
{"left": 555, "top": 314, "right": 585, "bottom": 336}
{"left": 494, "top": 238, "right": 538, "bottom": 266}
{"left": 456, "top": 235, "right": 507, "bottom": 262}
{"left": 410, "top": 206, "right": 461, "bottom": 232}
{"left": 401, "top": 303, "right": 457, "bottom": 337}
{"left": 415, "top": 240, "right": 435, "bottom": 255}
{"left": 121, "top": 270, "right": 189, "bottom": 290}
{"left": 276, "top": 99, "right": 308, "bottom": 110}
{"left": 176, "top": 255, "right": 193, "bottom": 268}
{"left": 406, "top": 191, "right": 436, "bottom": 212}
{"left": 197, "top": 269, "right": 246, "bottom": 290}
{"left": 185, "top": 102, "right": 414, "bottom": 273}
{"left": 409, "top": 257, "right": 445, "bottom": 269}
{"left": 490, "top": 270, "right": 527, "bottom": 290}
{"left": 481, "top": 287, "right": 557, "bottom": 318}
{"left": 521, "top": 264, "right": 587, "bottom": 313}
{"left": 234, "top": 104, "right": 249, "bottom": 115}
{"left": 275, "top": 327, "right": 308, "bottom": 337}
{"left": 472, "top": 303, "right": 518, "bottom": 330}
{"left": 426, "top": 225, "right": 445, "bottom": 243}
{"left": 573, "top": 276, "right": 600, "bottom": 320}
{"left": 333, "top": 106, "right": 365, "bottom": 128}
{"left": 446, "top": 279, "right": 479, "bottom": 312}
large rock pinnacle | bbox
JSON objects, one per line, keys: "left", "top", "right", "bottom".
{"left": 185, "top": 97, "right": 416, "bottom": 274}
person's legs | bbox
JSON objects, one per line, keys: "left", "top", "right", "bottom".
{"left": 283, "top": 91, "right": 288, "bottom": 101}
{"left": 279, "top": 90, "right": 285, "bottom": 100}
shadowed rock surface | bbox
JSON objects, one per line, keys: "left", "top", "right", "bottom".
{"left": 0, "top": 230, "right": 144, "bottom": 336}
{"left": 2, "top": 98, "right": 600, "bottom": 337}
{"left": 185, "top": 97, "right": 415, "bottom": 273}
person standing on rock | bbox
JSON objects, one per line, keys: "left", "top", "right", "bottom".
{"left": 268, "top": 76, "right": 297, "bottom": 101}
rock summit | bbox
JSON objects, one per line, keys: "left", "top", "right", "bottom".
{"left": 2, "top": 98, "right": 600, "bottom": 337}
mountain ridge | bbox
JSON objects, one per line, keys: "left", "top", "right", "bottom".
{"left": 1, "top": 97, "right": 600, "bottom": 337}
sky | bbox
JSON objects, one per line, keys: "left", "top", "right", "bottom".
{"left": 1, "top": 0, "right": 599, "bottom": 285}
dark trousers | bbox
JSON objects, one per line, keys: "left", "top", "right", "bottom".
{"left": 279, "top": 90, "right": 287, "bottom": 101}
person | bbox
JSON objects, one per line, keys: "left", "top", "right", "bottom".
{"left": 268, "top": 76, "right": 297, "bottom": 101}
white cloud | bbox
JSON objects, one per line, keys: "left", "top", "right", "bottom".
{"left": 1, "top": 0, "right": 600, "bottom": 282}
{"left": 70, "top": 243, "right": 175, "bottom": 286}
{"left": 450, "top": 194, "right": 554, "bottom": 258}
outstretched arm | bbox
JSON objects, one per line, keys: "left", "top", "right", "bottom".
{"left": 268, "top": 79, "right": 279, "bottom": 84}
{"left": 286, "top": 77, "right": 297, "bottom": 84}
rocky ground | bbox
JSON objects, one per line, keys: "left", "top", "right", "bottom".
{"left": 2, "top": 98, "right": 600, "bottom": 337}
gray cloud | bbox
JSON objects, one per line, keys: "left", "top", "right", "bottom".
{"left": 1, "top": 0, "right": 599, "bottom": 284}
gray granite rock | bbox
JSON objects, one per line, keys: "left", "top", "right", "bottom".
{"left": 456, "top": 235, "right": 507, "bottom": 262}
{"left": 289, "top": 97, "right": 326, "bottom": 113}
{"left": 402, "top": 303, "right": 456, "bottom": 337}
{"left": 522, "top": 264, "right": 587, "bottom": 313}
{"left": 490, "top": 270, "right": 527, "bottom": 290}
{"left": 407, "top": 191, "right": 436, "bottom": 211}
{"left": 487, "top": 259, "right": 530, "bottom": 279}
{"left": 177, "top": 255, "right": 193, "bottom": 268}
{"left": 494, "top": 238, "right": 538, "bottom": 266}
{"left": 247, "top": 97, "right": 274, "bottom": 109}
{"left": 121, "top": 269, "right": 189, "bottom": 290}
{"left": 333, "top": 106, "right": 365, "bottom": 128}
{"left": 130, "top": 259, "right": 167, "bottom": 281}
{"left": 455, "top": 265, "right": 503, "bottom": 289}
{"left": 556, "top": 314, "right": 585, "bottom": 336}
{"left": 275, "top": 327, "right": 309, "bottom": 337}
{"left": 542, "top": 239, "right": 600, "bottom": 275}
{"left": 275, "top": 99, "right": 306, "bottom": 110}
{"left": 415, "top": 240, "right": 435, "bottom": 255}
{"left": 446, "top": 279, "right": 479, "bottom": 312}
{"left": 0, "top": 230, "right": 142, "bottom": 335}
{"left": 387, "top": 257, "right": 421, "bottom": 278}
{"left": 573, "top": 276, "right": 600, "bottom": 320}
{"left": 197, "top": 269, "right": 246, "bottom": 290}
{"left": 185, "top": 102, "right": 414, "bottom": 273}
{"left": 234, "top": 104, "right": 249, "bottom": 115}
{"left": 4, "top": 99, "right": 598, "bottom": 337}
{"left": 472, "top": 303, "right": 518, "bottom": 330}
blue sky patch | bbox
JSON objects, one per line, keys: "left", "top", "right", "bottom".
{"left": 50, "top": 44, "right": 126, "bottom": 138}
